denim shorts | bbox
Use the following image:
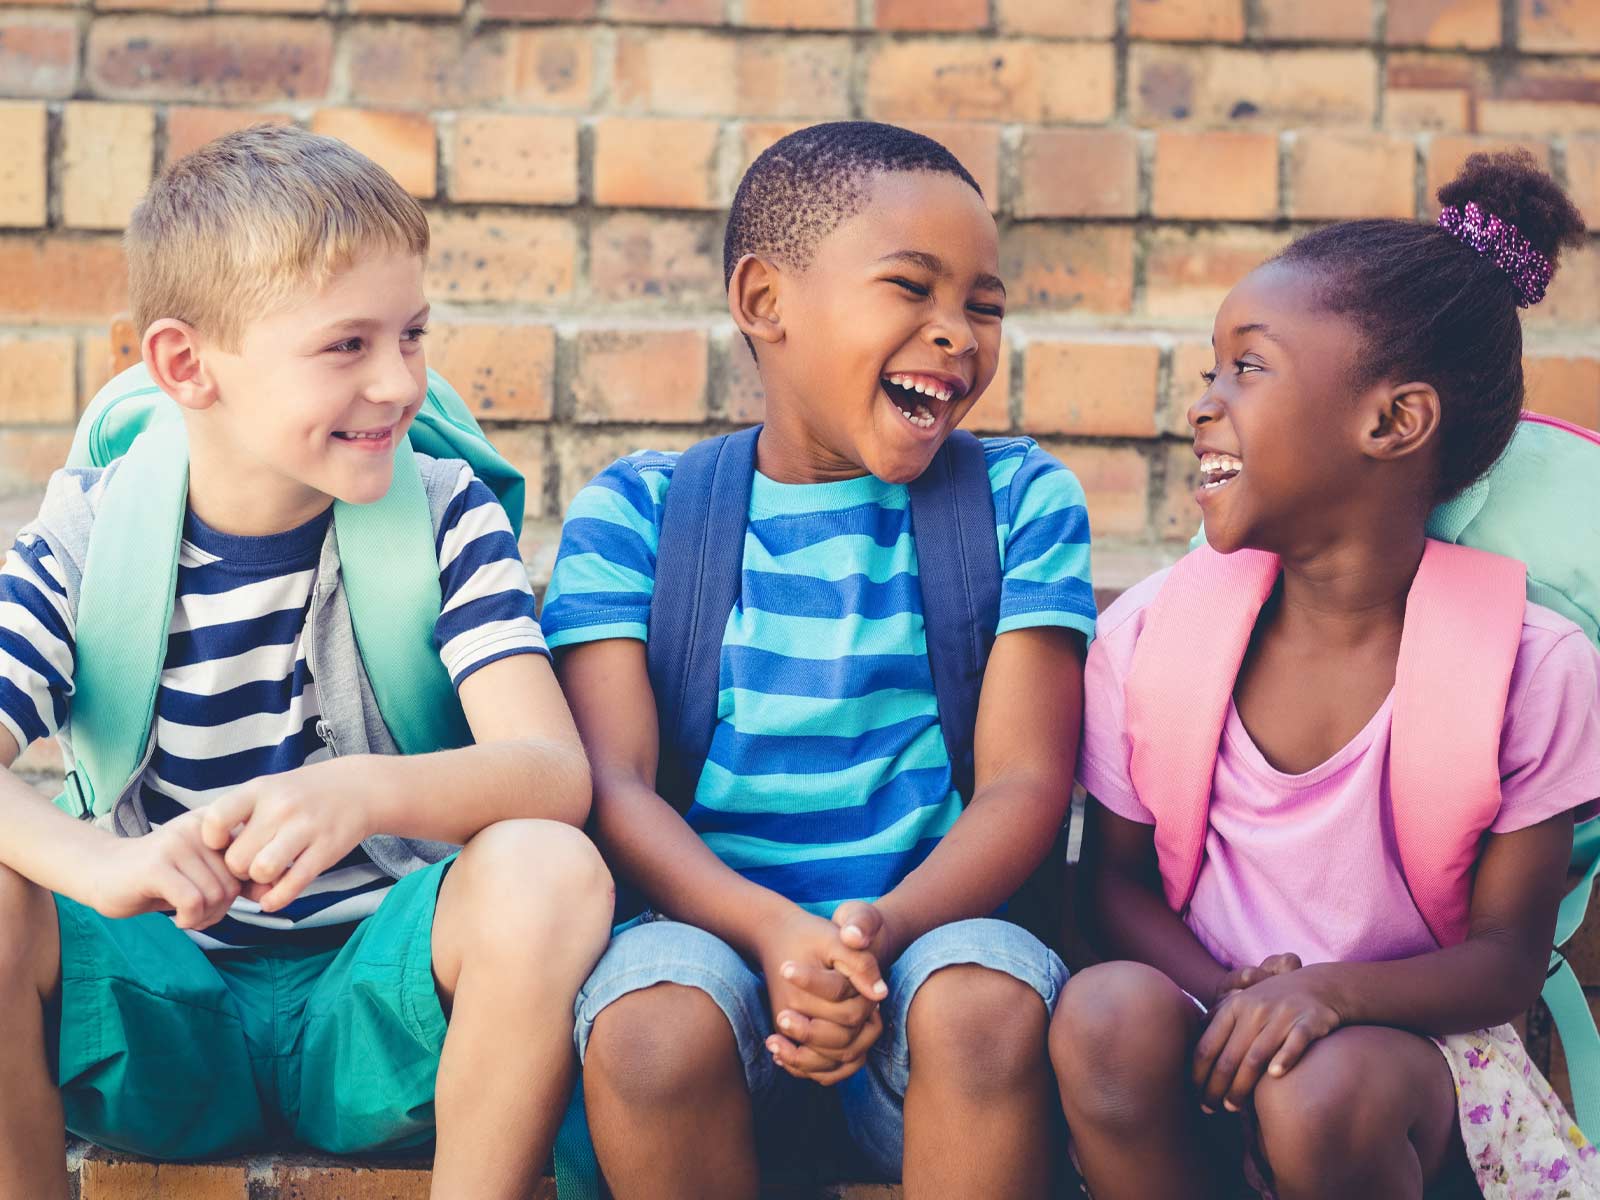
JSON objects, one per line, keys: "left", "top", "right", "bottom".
{"left": 573, "top": 915, "right": 1068, "bottom": 1177}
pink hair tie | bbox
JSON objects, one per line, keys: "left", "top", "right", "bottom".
{"left": 1437, "top": 201, "right": 1553, "bottom": 308}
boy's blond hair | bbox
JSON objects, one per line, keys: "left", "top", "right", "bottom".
{"left": 126, "top": 125, "right": 430, "bottom": 348}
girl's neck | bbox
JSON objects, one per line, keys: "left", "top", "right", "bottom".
{"left": 1272, "top": 519, "right": 1428, "bottom": 648}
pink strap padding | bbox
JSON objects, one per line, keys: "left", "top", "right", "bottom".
{"left": 1390, "top": 541, "right": 1526, "bottom": 946}
{"left": 1126, "top": 547, "right": 1280, "bottom": 913}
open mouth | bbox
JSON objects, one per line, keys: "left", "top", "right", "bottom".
{"left": 332, "top": 428, "right": 393, "bottom": 444}
{"left": 1199, "top": 452, "right": 1242, "bottom": 490}
{"left": 881, "top": 372, "right": 964, "bottom": 431}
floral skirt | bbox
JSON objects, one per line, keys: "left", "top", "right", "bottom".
{"left": 1432, "top": 1024, "right": 1600, "bottom": 1200}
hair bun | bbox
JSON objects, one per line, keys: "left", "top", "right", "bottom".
{"left": 1435, "top": 149, "right": 1586, "bottom": 273}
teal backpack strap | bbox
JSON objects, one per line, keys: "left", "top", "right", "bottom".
{"left": 332, "top": 438, "right": 473, "bottom": 755}
{"left": 552, "top": 1079, "right": 602, "bottom": 1200}
{"left": 1547, "top": 830, "right": 1600, "bottom": 1138}
{"left": 65, "top": 420, "right": 189, "bottom": 818}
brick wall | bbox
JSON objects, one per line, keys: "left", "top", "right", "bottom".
{"left": 0, "top": 0, "right": 1598, "bottom": 547}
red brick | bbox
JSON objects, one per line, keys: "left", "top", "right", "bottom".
{"left": 554, "top": 426, "right": 700, "bottom": 511}
{"left": 589, "top": 213, "right": 723, "bottom": 306}
{"left": 865, "top": 39, "right": 1114, "bottom": 124}
{"left": 1257, "top": 0, "right": 1373, "bottom": 41}
{"left": 507, "top": 28, "right": 596, "bottom": 108}
{"left": 1384, "top": 53, "right": 1482, "bottom": 132}
{"left": 448, "top": 114, "right": 577, "bottom": 206}
{"left": 594, "top": 117, "right": 721, "bottom": 210}
{"left": 902, "top": 122, "right": 1001, "bottom": 212}
{"left": 485, "top": 427, "right": 548, "bottom": 523}
{"left": 269, "top": 1162, "right": 437, "bottom": 1199}
{"left": 1423, "top": 135, "right": 1551, "bottom": 215}
{"left": 1128, "top": 0, "right": 1245, "bottom": 42}
{"left": 79, "top": 1151, "right": 249, "bottom": 1199}
{"left": 0, "top": 429, "right": 74, "bottom": 494}
{"left": 0, "top": 12, "right": 79, "bottom": 98}
{"left": 612, "top": 29, "right": 735, "bottom": 114}
{"left": 1568, "top": 137, "right": 1600, "bottom": 225}
{"left": 1022, "top": 339, "right": 1160, "bottom": 438}
{"left": 738, "top": 0, "right": 853, "bottom": 29}
{"left": 97, "top": 0, "right": 209, "bottom": 13}
{"left": 0, "top": 335, "right": 76, "bottom": 425}
{"left": 736, "top": 120, "right": 810, "bottom": 176}
{"left": 735, "top": 35, "right": 854, "bottom": 119}
{"left": 1131, "top": 44, "right": 1378, "bottom": 128}
{"left": 0, "top": 236, "right": 129, "bottom": 323}
{"left": 426, "top": 323, "right": 556, "bottom": 422}
{"left": 425, "top": 212, "right": 578, "bottom": 304}
{"left": 1048, "top": 443, "right": 1150, "bottom": 538}
{"left": 164, "top": 107, "right": 291, "bottom": 164}
{"left": 570, "top": 328, "right": 709, "bottom": 424}
{"left": 603, "top": 0, "right": 723, "bottom": 20}
{"left": 88, "top": 17, "right": 332, "bottom": 103}
{"left": 875, "top": 0, "right": 988, "bottom": 31}
{"left": 213, "top": 0, "right": 323, "bottom": 13}
{"left": 1166, "top": 339, "right": 1215, "bottom": 436}
{"left": 999, "top": 224, "right": 1135, "bottom": 315}
{"left": 0, "top": 102, "right": 48, "bottom": 227}
{"left": 1156, "top": 440, "right": 1204, "bottom": 541}
{"left": 717, "top": 327, "right": 765, "bottom": 424}
{"left": 1520, "top": 0, "right": 1600, "bottom": 54}
{"left": 1533, "top": 240, "right": 1600, "bottom": 327}
{"left": 80, "top": 330, "right": 120, "bottom": 411}
{"left": 479, "top": 0, "right": 595, "bottom": 20}
{"left": 310, "top": 109, "right": 436, "bottom": 199}
{"left": 348, "top": 0, "right": 461, "bottom": 14}
{"left": 1152, "top": 131, "right": 1278, "bottom": 220}
{"left": 1523, "top": 355, "right": 1600, "bottom": 430}
{"left": 995, "top": 0, "right": 1115, "bottom": 37}
{"left": 1477, "top": 58, "right": 1600, "bottom": 138}
{"left": 344, "top": 26, "right": 511, "bottom": 109}
{"left": 1387, "top": 0, "right": 1500, "bottom": 48}
{"left": 59, "top": 103, "right": 155, "bottom": 230}
{"left": 1015, "top": 128, "right": 1139, "bottom": 218}
{"left": 964, "top": 339, "right": 1012, "bottom": 434}
{"left": 1288, "top": 131, "right": 1416, "bottom": 220}
{"left": 1143, "top": 227, "right": 1290, "bottom": 320}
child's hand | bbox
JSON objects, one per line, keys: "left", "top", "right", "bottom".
{"left": 95, "top": 811, "right": 241, "bottom": 930}
{"left": 831, "top": 899, "right": 909, "bottom": 969}
{"left": 1212, "top": 952, "right": 1303, "bottom": 1006}
{"left": 200, "top": 763, "right": 371, "bottom": 913}
{"left": 758, "top": 910, "right": 887, "bottom": 1085}
{"left": 1192, "top": 969, "right": 1341, "bottom": 1114}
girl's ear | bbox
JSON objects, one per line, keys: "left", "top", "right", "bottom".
{"left": 728, "top": 254, "right": 784, "bottom": 348}
{"left": 143, "top": 319, "right": 220, "bottom": 412}
{"left": 1362, "top": 380, "right": 1441, "bottom": 464}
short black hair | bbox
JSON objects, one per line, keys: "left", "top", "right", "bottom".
{"left": 1275, "top": 149, "right": 1586, "bottom": 500}
{"left": 722, "top": 121, "right": 983, "bottom": 289}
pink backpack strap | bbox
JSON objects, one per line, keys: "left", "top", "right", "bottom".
{"left": 1125, "top": 547, "right": 1281, "bottom": 913}
{"left": 1391, "top": 540, "right": 1526, "bottom": 947}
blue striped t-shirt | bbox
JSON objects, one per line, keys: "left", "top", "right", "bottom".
{"left": 0, "top": 459, "right": 548, "bottom": 948}
{"left": 541, "top": 437, "right": 1096, "bottom": 915}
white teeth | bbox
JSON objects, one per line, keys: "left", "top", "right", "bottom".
{"left": 1198, "top": 452, "right": 1242, "bottom": 488}
{"left": 895, "top": 400, "right": 938, "bottom": 429}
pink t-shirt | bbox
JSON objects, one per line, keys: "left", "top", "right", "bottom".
{"left": 1079, "top": 568, "right": 1600, "bottom": 970}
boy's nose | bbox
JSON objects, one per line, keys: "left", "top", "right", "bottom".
{"left": 365, "top": 350, "right": 423, "bottom": 410}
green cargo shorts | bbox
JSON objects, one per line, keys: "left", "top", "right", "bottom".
{"left": 52, "top": 855, "right": 454, "bottom": 1161}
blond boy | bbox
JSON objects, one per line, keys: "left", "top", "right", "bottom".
{"left": 0, "top": 126, "right": 611, "bottom": 1199}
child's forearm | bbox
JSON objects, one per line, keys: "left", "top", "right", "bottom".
{"left": 334, "top": 736, "right": 592, "bottom": 846}
{"left": 1095, "top": 867, "right": 1231, "bottom": 1006}
{"left": 0, "top": 767, "right": 121, "bottom": 905}
{"left": 1306, "top": 934, "right": 1549, "bottom": 1038}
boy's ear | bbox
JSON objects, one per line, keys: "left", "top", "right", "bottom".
{"left": 1360, "top": 380, "right": 1441, "bottom": 463}
{"left": 728, "top": 254, "right": 784, "bottom": 348}
{"left": 143, "top": 319, "right": 220, "bottom": 412}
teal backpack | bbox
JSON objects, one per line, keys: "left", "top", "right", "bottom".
{"left": 59, "top": 363, "right": 602, "bottom": 1196}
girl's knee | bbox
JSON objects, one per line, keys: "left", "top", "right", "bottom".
{"left": 0, "top": 865, "right": 55, "bottom": 990}
{"left": 585, "top": 983, "right": 742, "bottom": 1112}
{"left": 906, "top": 965, "right": 1048, "bottom": 1096}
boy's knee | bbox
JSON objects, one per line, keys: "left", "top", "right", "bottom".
{"left": 906, "top": 964, "right": 1047, "bottom": 1096}
{"left": 585, "top": 983, "right": 741, "bottom": 1113}
{"left": 451, "top": 821, "right": 613, "bottom": 956}
{"left": 1049, "top": 962, "right": 1192, "bottom": 1130}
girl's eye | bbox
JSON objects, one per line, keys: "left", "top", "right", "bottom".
{"left": 889, "top": 277, "right": 930, "bottom": 297}
{"left": 1200, "top": 369, "right": 1218, "bottom": 385}
{"left": 1236, "top": 359, "right": 1261, "bottom": 374}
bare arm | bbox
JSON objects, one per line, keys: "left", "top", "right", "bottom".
{"left": 0, "top": 728, "right": 127, "bottom": 902}
{"left": 863, "top": 626, "right": 1085, "bottom": 960}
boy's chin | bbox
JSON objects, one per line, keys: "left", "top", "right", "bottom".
{"left": 859, "top": 431, "right": 950, "bottom": 485}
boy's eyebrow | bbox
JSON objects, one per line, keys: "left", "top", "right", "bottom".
{"left": 311, "top": 305, "right": 431, "bottom": 338}
{"left": 876, "top": 250, "right": 1007, "bottom": 295}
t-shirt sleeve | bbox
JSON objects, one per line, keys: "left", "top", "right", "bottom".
{"left": 991, "top": 441, "right": 1097, "bottom": 643}
{"left": 539, "top": 455, "right": 671, "bottom": 650}
{"left": 433, "top": 465, "right": 549, "bottom": 688}
{"left": 0, "top": 527, "right": 76, "bottom": 753}
{"left": 1491, "top": 626, "right": 1600, "bottom": 834}
{"left": 1076, "top": 627, "right": 1156, "bottom": 825}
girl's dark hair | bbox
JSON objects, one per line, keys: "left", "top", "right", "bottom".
{"left": 1275, "top": 150, "right": 1586, "bottom": 499}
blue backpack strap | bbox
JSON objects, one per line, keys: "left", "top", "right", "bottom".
{"left": 646, "top": 426, "right": 760, "bottom": 810}
{"left": 908, "top": 430, "right": 1001, "bottom": 803}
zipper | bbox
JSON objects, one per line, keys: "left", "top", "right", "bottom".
{"left": 304, "top": 574, "right": 340, "bottom": 758}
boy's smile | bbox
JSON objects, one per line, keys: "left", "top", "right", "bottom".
{"left": 738, "top": 171, "right": 1004, "bottom": 485}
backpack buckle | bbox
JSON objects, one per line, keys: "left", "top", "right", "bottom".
{"left": 62, "top": 770, "right": 94, "bottom": 821}
{"left": 1549, "top": 947, "right": 1569, "bottom": 980}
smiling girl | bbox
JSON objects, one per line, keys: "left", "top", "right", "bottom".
{"left": 1051, "top": 152, "right": 1600, "bottom": 1200}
